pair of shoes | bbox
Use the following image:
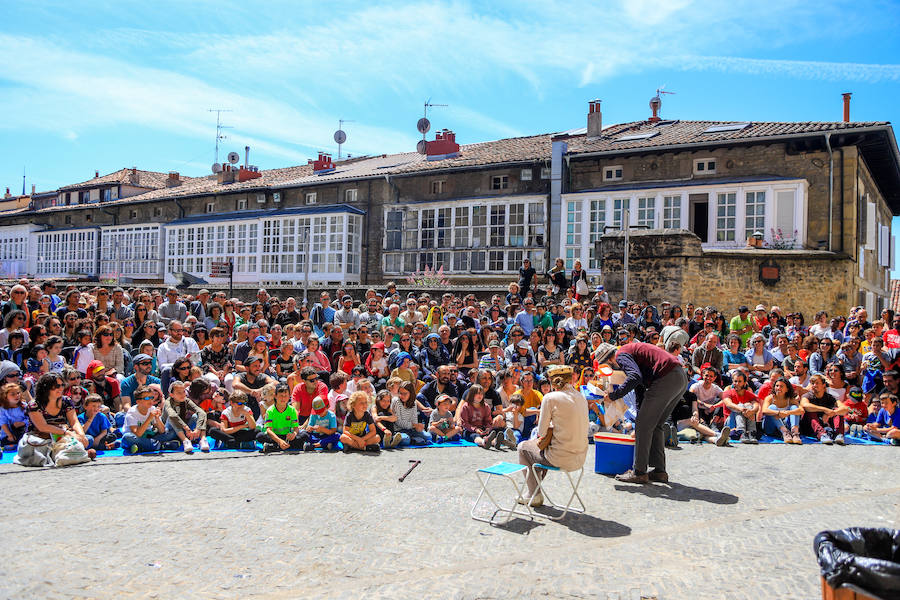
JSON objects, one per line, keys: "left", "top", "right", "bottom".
{"left": 740, "top": 432, "right": 758, "bottom": 445}
{"left": 834, "top": 434, "right": 846, "bottom": 446}
{"left": 493, "top": 431, "right": 504, "bottom": 450}
{"left": 480, "top": 430, "right": 498, "bottom": 449}
{"left": 261, "top": 443, "right": 277, "bottom": 454}
{"left": 891, "top": 437, "right": 900, "bottom": 446}
{"left": 342, "top": 445, "right": 355, "bottom": 454}
{"left": 323, "top": 442, "right": 334, "bottom": 451}
{"left": 781, "top": 430, "right": 792, "bottom": 443}
{"left": 517, "top": 492, "right": 544, "bottom": 507}
{"left": 648, "top": 470, "right": 669, "bottom": 483}
{"left": 163, "top": 440, "right": 182, "bottom": 452}
{"left": 199, "top": 437, "right": 210, "bottom": 452}
{"left": 614, "top": 469, "right": 649, "bottom": 484}
{"left": 504, "top": 428, "right": 517, "bottom": 449}
{"left": 182, "top": 439, "right": 194, "bottom": 454}
{"left": 715, "top": 427, "right": 731, "bottom": 447}
{"left": 793, "top": 433, "right": 803, "bottom": 444}
{"left": 303, "top": 441, "right": 313, "bottom": 452}
{"left": 820, "top": 434, "right": 834, "bottom": 445}
{"left": 383, "top": 431, "right": 393, "bottom": 447}
{"left": 390, "top": 434, "right": 402, "bottom": 448}
{"left": 365, "top": 444, "right": 381, "bottom": 453}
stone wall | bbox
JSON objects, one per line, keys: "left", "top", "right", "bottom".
{"left": 600, "top": 230, "right": 857, "bottom": 316}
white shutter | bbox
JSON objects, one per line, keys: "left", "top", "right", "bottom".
{"left": 891, "top": 235, "right": 896, "bottom": 270}
{"left": 775, "top": 190, "right": 794, "bottom": 237}
{"left": 866, "top": 291, "right": 875, "bottom": 316}
{"left": 859, "top": 247, "right": 865, "bottom": 278}
{"left": 879, "top": 225, "right": 889, "bottom": 266}
{"left": 867, "top": 202, "right": 876, "bottom": 249}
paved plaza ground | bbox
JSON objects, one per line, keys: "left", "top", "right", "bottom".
{"left": 1, "top": 442, "right": 898, "bottom": 599}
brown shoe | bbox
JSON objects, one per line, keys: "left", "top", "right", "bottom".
{"left": 615, "top": 469, "right": 649, "bottom": 484}
{"left": 648, "top": 470, "right": 669, "bottom": 483}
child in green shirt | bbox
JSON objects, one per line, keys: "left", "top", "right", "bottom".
{"left": 259, "top": 383, "right": 303, "bottom": 453}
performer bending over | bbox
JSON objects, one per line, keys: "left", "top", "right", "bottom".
{"left": 594, "top": 333, "right": 689, "bottom": 484}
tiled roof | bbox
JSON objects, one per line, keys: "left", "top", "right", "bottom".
{"left": 58, "top": 168, "right": 202, "bottom": 191}
{"left": 166, "top": 203, "right": 365, "bottom": 226}
{"left": 560, "top": 120, "right": 891, "bottom": 155}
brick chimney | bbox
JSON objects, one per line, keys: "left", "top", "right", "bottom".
{"left": 129, "top": 167, "right": 140, "bottom": 185}
{"left": 425, "top": 129, "right": 461, "bottom": 161}
{"left": 4, "top": 188, "right": 9, "bottom": 199}
{"left": 31, "top": 184, "right": 35, "bottom": 195}
{"left": 312, "top": 152, "right": 335, "bottom": 174}
{"left": 842, "top": 92, "right": 852, "bottom": 123}
{"left": 587, "top": 99, "right": 602, "bottom": 137}
{"left": 648, "top": 95, "right": 661, "bottom": 123}
{"left": 166, "top": 171, "right": 181, "bottom": 188}
{"left": 95, "top": 170, "right": 99, "bottom": 178}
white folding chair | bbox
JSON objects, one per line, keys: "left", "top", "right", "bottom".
{"left": 471, "top": 462, "right": 534, "bottom": 525}
{"left": 530, "top": 463, "right": 586, "bottom": 520}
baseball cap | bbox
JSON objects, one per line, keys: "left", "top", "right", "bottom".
{"left": 618, "top": 300, "right": 628, "bottom": 308}
{"left": 133, "top": 353, "right": 152, "bottom": 364}
{"left": 342, "top": 295, "right": 352, "bottom": 302}
{"left": 253, "top": 335, "right": 267, "bottom": 343}
{"left": 244, "top": 356, "right": 262, "bottom": 366}
{"left": 848, "top": 386, "right": 863, "bottom": 401}
{"left": 593, "top": 342, "right": 617, "bottom": 364}
{"left": 738, "top": 305, "right": 750, "bottom": 313}
{"left": 517, "top": 339, "right": 530, "bottom": 349}
{"left": 488, "top": 340, "right": 501, "bottom": 348}
{"left": 755, "top": 304, "right": 766, "bottom": 312}
{"left": 312, "top": 397, "right": 327, "bottom": 412}
{"left": 86, "top": 360, "right": 106, "bottom": 379}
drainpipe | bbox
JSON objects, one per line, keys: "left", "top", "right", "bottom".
{"left": 825, "top": 132, "right": 834, "bottom": 252}
{"left": 549, "top": 140, "right": 567, "bottom": 271}
{"left": 100, "top": 206, "right": 118, "bottom": 226}
{"left": 839, "top": 147, "right": 845, "bottom": 253}
{"left": 174, "top": 197, "right": 185, "bottom": 219}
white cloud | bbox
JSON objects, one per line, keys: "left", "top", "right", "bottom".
{"left": 671, "top": 55, "right": 900, "bottom": 83}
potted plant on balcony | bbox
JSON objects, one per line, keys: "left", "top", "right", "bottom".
{"left": 766, "top": 228, "right": 799, "bottom": 250}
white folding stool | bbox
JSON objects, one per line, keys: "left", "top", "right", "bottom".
{"left": 530, "top": 463, "right": 586, "bottom": 519}
{"left": 471, "top": 462, "right": 534, "bottom": 525}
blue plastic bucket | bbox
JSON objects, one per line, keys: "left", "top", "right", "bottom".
{"left": 593, "top": 432, "right": 635, "bottom": 475}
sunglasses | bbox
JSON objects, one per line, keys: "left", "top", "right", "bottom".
{"left": 305, "top": 377, "right": 318, "bottom": 382}
{"left": 176, "top": 366, "right": 190, "bottom": 371}
{"left": 138, "top": 395, "right": 155, "bottom": 402}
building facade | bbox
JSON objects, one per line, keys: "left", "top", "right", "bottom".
{"left": 0, "top": 99, "right": 897, "bottom": 315}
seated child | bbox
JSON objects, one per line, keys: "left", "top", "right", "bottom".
{"left": 297, "top": 397, "right": 340, "bottom": 451}
{"left": 458, "top": 384, "right": 494, "bottom": 448}
{"left": 258, "top": 383, "right": 303, "bottom": 452}
{"left": 340, "top": 390, "right": 380, "bottom": 453}
{"left": 391, "top": 381, "right": 431, "bottom": 446}
{"left": 163, "top": 380, "right": 210, "bottom": 454}
{"left": 428, "top": 394, "right": 461, "bottom": 444}
{"left": 122, "top": 386, "right": 179, "bottom": 454}
{"left": 273, "top": 342, "right": 295, "bottom": 381}
{"left": 79, "top": 393, "right": 117, "bottom": 450}
{"left": 0, "top": 382, "right": 28, "bottom": 448}
{"left": 208, "top": 391, "right": 258, "bottom": 449}
{"left": 24, "top": 345, "right": 50, "bottom": 385}
{"left": 843, "top": 386, "right": 869, "bottom": 437}
{"left": 390, "top": 353, "right": 416, "bottom": 385}
{"left": 504, "top": 393, "right": 526, "bottom": 444}
{"left": 372, "top": 389, "right": 401, "bottom": 448}
{"left": 864, "top": 392, "right": 900, "bottom": 444}
{"left": 1, "top": 331, "right": 27, "bottom": 369}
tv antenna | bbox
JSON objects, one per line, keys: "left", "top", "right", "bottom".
{"left": 208, "top": 108, "right": 232, "bottom": 173}
{"left": 334, "top": 119, "right": 354, "bottom": 160}
{"left": 417, "top": 99, "right": 447, "bottom": 153}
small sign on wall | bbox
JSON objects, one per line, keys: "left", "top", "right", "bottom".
{"left": 759, "top": 259, "right": 780, "bottom": 286}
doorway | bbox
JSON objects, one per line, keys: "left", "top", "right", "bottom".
{"left": 690, "top": 193, "right": 709, "bottom": 243}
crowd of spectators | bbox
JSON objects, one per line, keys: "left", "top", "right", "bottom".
{"left": 1, "top": 261, "right": 898, "bottom": 463}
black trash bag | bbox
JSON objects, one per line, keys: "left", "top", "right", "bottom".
{"left": 814, "top": 528, "right": 900, "bottom": 600}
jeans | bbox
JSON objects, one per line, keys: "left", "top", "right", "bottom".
{"left": 521, "top": 414, "right": 537, "bottom": 440}
{"left": 761, "top": 405, "right": 800, "bottom": 436}
{"left": 296, "top": 431, "right": 340, "bottom": 447}
{"left": 727, "top": 408, "right": 758, "bottom": 434}
{"left": 397, "top": 429, "right": 431, "bottom": 446}
{"left": 801, "top": 412, "right": 845, "bottom": 439}
{"left": 164, "top": 415, "right": 203, "bottom": 443}
{"left": 431, "top": 432, "right": 461, "bottom": 443}
{"left": 122, "top": 428, "right": 178, "bottom": 453}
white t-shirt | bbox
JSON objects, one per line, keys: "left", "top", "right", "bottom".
{"left": 809, "top": 324, "right": 829, "bottom": 339}
{"left": 220, "top": 405, "right": 249, "bottom": 428}
{"left": 123, "top": 406, "right": 157, "bottom": 436}
{"left": 690, "top": 381, "right": 723, "bottom": 409}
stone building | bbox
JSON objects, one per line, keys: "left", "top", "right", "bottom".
{"left": 0, "top": 95, "right": 897, "bottom": 315}
{"left": 552, "top": 97, "right": 900, "bottom": 316}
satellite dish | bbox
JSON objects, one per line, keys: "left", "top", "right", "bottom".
{"left": 416, "top": 140, "right": 427, "bottom": 155}
{"left": 334, "top": 129, "right": 347, "bottom": 144}
{"left": 227, "top": 151, "right": 240, "bottom": 164}
{"left": 211, "top": 163, "right": 222, "bottom": 174}
{"left": 417, "top": 117, "right": 431, "bottom": 134}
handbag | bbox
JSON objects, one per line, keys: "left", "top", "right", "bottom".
{"left": 575, "top": 277, "right": 589, "bottom": 296}
{"left": 13, "top": 434, "right": 53, "bottom": 467}
{"left": 51, "top": 435, "right": 91, "bottom": 467}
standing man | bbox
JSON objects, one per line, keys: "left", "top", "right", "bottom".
{"left": 518, "top": 258, "right": 537, "bottom": 298}
{"left": 730, "top": 306, "right": 754, "bottom": 348}
{"left": 594, "top": 334, "right": 689, "bottom": 484}
{"left": 514, "top": 298, "right": 536, "bottom": 336}
{"left": 517, "top": 364, "right": 588, "bottom": 507}
{"left": 274, "top": 297, "right": 301, "bottom": 328}
{"left": 333, "top": 295, "right": 361, "bottom": 331}
{"left": 111, "top": 287, "right": 134, "bottom": 323}
{"left": 189, "top": 289, "right": 211, "bottom": 322}
{"left": 158, "top": 288, "right": 188, "bottom": 325}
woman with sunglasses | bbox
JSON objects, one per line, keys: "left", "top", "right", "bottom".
{"left": 132, "top": 319, "right": 162, "bottom": 349}
{"left": 90, "top": 325, "right": 125, "bottom": 379}
{"left": 537, "top": 329, "right": 563, "bottom": 372}
{"left": 24, "top": 372, "right": 90, "bottom": 453}
{"left": 60, "top": 366, "right": 91, "bottom": 413}
{"left": 809, "top": 337, "right": 838, "bottom": 375}
{"left": 0, "top": 310, "right": 30, "bottom": 348}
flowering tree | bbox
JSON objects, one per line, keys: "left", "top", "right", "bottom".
{"left": 406, "top": 265, "right": 450, "bottom": 287}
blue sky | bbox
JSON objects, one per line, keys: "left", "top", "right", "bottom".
{"left": 3, "top": 0, "right": 900, "bottom": 268}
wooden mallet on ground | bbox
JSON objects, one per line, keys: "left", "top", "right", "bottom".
{"left": 399, "top": 459, "right": 421, "bottom": 482}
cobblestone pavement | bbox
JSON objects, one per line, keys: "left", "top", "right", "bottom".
{"left": 0, "top": 443, "right": 898, "bottom": 600}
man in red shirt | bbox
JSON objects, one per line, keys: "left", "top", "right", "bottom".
{"left": 595, "top": 337, "right": 689, "bottom": 484}
{"left": 721, "top": 370, "right": 759, "bottom": 444}
{"left": 291, "top": 366, "right": 328, "bottom": 424}
{"left": 882, "top": 316, "right": 900, "bottom": 350}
